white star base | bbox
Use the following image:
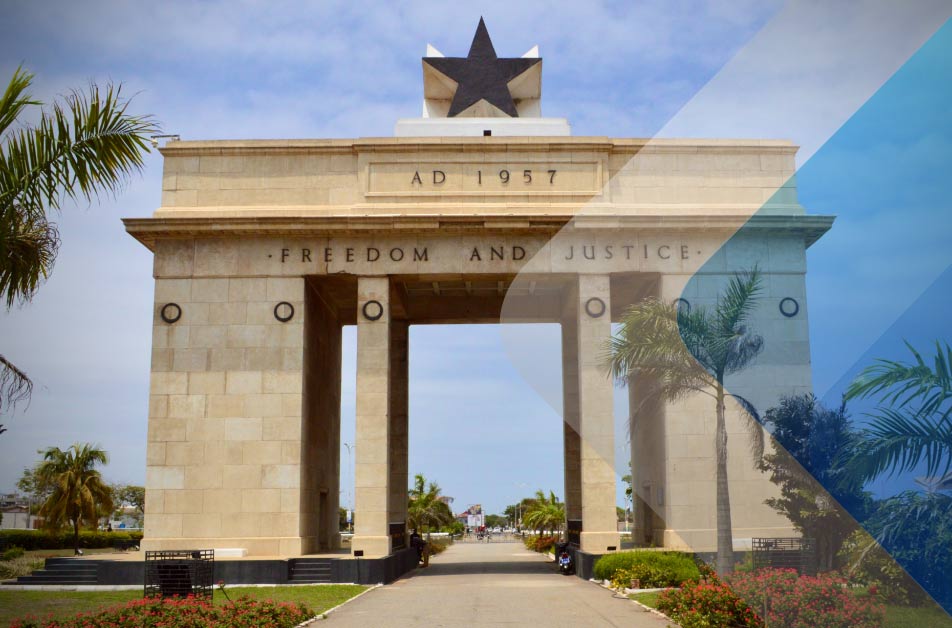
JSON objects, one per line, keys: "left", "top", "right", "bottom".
{"left": 394, "top": 117, "right": 570, "bottom": 137}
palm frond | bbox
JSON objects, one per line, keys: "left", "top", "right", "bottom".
{"left": 847, "top": 408, "right": 952, "bottom": 482}
{"left": 845, "top": 340, "right": 952, "bottom": 416}
{"left": 0, "top": 78, "right": 158, "bottom": 217}
{"left": 714, "top": 267, "right": 763, "bottom": 339}
{"left": 0, "top": 202, "right": 60, "bottom": 308}
{"left": 0, "top": 66, "right": 40, "bottom": 137}
{"left": 729, "top": 393, "right": 765, "bottom": 462}
{"left": 0, "top": 351, "right": 32, "bottom": 413}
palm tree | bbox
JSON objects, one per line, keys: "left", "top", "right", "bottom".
{"left": 844, "top": 341, "right": 952, "bottom": 483}
{"left": 522, "top": 490, "right": 564, "bottom": 536}
{"left": 0, "top": 67, "right": 157, "bottom": 415}
{"left": 608, "top": 268, "right": 765, "bottom": 575}
{"left": 37, "top": 444, "right": 114, "bottom": 554}
{"left": 407, "top": 473, "right": 454, "bottom": 536}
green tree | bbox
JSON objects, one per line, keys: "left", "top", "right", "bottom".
{"left": 485, "top": 514, "right": 507, "bottom": 528}
{"left": 843, "top": 340, "right": 952, "bottom": 608}
{"left": 608, "top": 268, "right": 766, "bottom": 574}
{"left": 37, "top": 443, "right": 114, "bottom": 554}
{"left": 522, "top": 490, "right": 564, "bottom": 536}
{"left": 758, "top": 394, "right": 870, "bottom": 570}
{"left": 111, "top": 484, "right": 145, "bottom": 526}
{"left": 17, "top": 462, "right": 55, "bottom": 514}
{"left": 407, "top": 473, "right": 453, "bottom": 536}
{"left": 0, "top": 67, "right": 157, "bottom": 419}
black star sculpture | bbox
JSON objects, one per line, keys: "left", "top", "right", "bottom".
{"left": 424, "top": 18, "right": 540, "bottom": 117}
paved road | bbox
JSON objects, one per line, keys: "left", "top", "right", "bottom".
{"left": 325, "top": 542, "right": 672, "bottom": 627}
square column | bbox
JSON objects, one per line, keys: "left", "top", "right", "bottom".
{"left": 561, "top": 284, "right": 582, "bottom": 525}
{"left": 388, "top": 319, "right": 409, "bottom": 538}
{"left": 576, "top": 274, "right": 621, "bottom": 553}
{"left": 352, "top": 277, "right": 392, "bottom": 557}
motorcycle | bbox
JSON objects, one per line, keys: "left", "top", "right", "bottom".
{"left": 557, "top": 549, "right": 574, "bottom": 575}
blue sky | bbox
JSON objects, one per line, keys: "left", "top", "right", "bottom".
{"left": 0, "top": 1, "right": 950, "bottom": 518}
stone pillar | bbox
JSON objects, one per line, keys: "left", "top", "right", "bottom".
{"left": 576, "top": 274, "right": 621, "bottom": 553}
{"left": 352, "top": 277, "right": 392, "bottom": 557}
{"left": 561, "top": 283, "right": 582, "bottom": 525}
{"left": 388, "top": 319, "right": 409, "bottom": 537}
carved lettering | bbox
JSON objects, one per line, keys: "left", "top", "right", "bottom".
{"left": 433, "top": 170, "right": 445, "bottom": 184}
{"left": 681, "top": 245, "right": 689, "bottom": 260}
{"left": 390, "top": 247, "right": 404, "bottom": 262}
{"left": 413, "top": 247, "right": 428, "bottom": 262}
{"left": 512, "top": 246, "right": 525, "bottom": 261}
{"left": 490, "top": 246, "right": 504, "bottom": 260}
{"left": 281, "top": 248, "right": 290, "bottom": 263}
{"left": 622, "top": 245, "right": 634, "bottom": 260}
{"left": 582, "top": 245, "right": 595, "bottom": 260}
{"left": 367, "top": 247, "right": 380, "bottom": 262}
{"left": 346, "top": 248, "right": 355, "bottom": 262}
{"left": 658, "top": 245, "right": 671, "bottom": 259}
{"left": 604, "top": 245, "right": 613, "bottom": 259}
{"left": 324, "top": 247, "right": 333, "bottom": 262}
{"left": 470, "top": 247, "right": 482, "bottom": 261}
{"left": 411, "top": 171, "right": 422, "bottom": 185}
{"left": 301, "top": 248, "right": 311, "bottom": 263}
{"left": 564, "top": 245, "right": 574, "bottom": 260}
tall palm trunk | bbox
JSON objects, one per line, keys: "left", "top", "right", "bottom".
{"left": 715, "top": 384, "right": 733, "bottom": 575}
{"left": 72, "top": 518, "right": 80, "bottom": 555}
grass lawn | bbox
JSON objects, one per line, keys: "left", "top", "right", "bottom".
{"left": 628, "top": 591, "right": 661, "bottom": 608}
{"left": 885, "top": 602, "right": 952, "bottom": 628}
{"left": 0, "top": 585, "right": 367, "bottom": 627}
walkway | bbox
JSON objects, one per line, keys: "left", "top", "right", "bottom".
{"left": 325, "top": 541, "right": 671, "bottom": 627}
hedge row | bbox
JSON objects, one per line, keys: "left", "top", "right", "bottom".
{"left": 593, "top": 549, "right": 700, "bottom": 584}
{"left": 0, "top": 529, "right": 143, "bottom": 551}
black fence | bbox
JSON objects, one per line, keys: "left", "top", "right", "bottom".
{"left": 752, "top": 537, "right": 816, "bottom": 576}
{"left": 144, "top": 549, "right": 215, "bottom": 599}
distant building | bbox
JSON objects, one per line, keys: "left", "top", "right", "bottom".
{"left": 0, "top": 494, "right": 40, "bottom": 530}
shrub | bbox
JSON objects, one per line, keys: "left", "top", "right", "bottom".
{"left": 427, "top": 537, "right": 452, "bottom": 556}
{"left": 2, "top": 546, "right": 26, "bottom": 561}
{"left": 593, "top": 550, "right": 700, "bottom": 586}
{"left": 0, "top": 556, "right": 45, "bottom": 580}
{"left": 10, "top": 595, "right": 313, "bottom": 628}
{"left": 522, "top": 535, "right": 559, "bottom": 553}
{"left": 728, "top": 568, "right": 885, "bottom": 628}
{"left": 837, "top": 528, "right": 930, "bottom": 605}
{"left": 657, "top": 579, "right": 761, "bottom": 628}
{"left": 0, "top": 530, "right": 143, "bottom": 551}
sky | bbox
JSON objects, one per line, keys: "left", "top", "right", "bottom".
{"left": 0, "top": 1, "right": 950, "bottom": 518}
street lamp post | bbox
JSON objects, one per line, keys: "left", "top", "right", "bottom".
{"left": 343, "top": 442, "right": 354, "bottom": 533}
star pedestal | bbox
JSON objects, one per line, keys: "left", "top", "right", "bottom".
{"left": 394, "top": 116, "right": 570, "bottom": 137}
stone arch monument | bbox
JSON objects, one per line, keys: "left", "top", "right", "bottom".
{"left": 125, "top": 20, "right": 832, "bottom": 574}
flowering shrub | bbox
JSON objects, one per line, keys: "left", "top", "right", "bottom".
{"left": 727, "top": 568, "right": 885, "bottom": 628}
{"left": 522, "top": 534, "right": 559, "bottom": 553}
{"left": 657, "top": 578, "right": 761, "bottom": 628}
{"left": 10, "top": 595, "right": 314, "bottom": 628}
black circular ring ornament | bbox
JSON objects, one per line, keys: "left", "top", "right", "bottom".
{"left": 779, "top": 297, "right": 800, "bottom": 318}
{"left": 274, "top": 301, "right": 295, "bottom": 323}
{"left": 673, "top": 298, "right": 691, "bottom": 314}
{"left": 585, "top": 297, "right": 606, "bottom": 318}
{"left": 362, "top": 300, "right": 384, "bottom": 321}
{"left": 160, "top": 303, "right": 182, "bottom": 324}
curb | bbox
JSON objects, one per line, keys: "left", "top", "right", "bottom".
{"left": 592, "top": 579, "right": 676, "bottom": 623}
{"left": 299, "top": 584, "right": 380, "bottom": 625}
